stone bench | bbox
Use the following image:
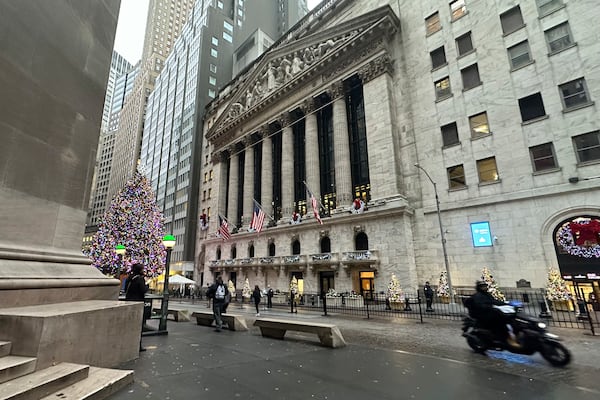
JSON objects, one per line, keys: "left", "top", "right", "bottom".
{"left": 191, "top": 311, "right": 248, "bottom": 331}
{"left": 152, "top": 308, "right": 190, "bottom": 322}
{"left": 253, "top": 318, "right": 346, "bottom": 348}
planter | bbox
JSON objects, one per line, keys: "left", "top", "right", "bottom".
{"left": 551, "top": 300, "right": 573, "bottom": 312}
{"left": 325, "top": 296, "right": 342, "bottom": 307}
{"left": 438, "top": 296, "right": 450, "bottom": 304}
{"left": 344, "top": 297, "right": 364, "bottom": 308}
{"left": 389, "top": 301, "right": 404, "bottom": 311}
{"left": 272, "top": 294, "right": 287, "bottom": 304}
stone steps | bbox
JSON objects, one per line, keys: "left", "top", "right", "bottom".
{"left": 0, "top": 341, "right": 11, "bottom": 357}
{"left": 0, "top": 355, "right": 37, "bottom": 384}
{"left": 40, "top": 367, "right": 134, "bottom": 400}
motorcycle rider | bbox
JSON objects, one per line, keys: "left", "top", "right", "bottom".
{"left": 465, "top": 280, "right": 519, "bottom": 347}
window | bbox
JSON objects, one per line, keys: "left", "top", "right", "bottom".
{"left": 447, "top": 164, "right": 466, "bottom": 189}
{"left": 223, "top": 20, "right": 233, "bottom": 33}
{"left": 559, "top": 78, "right": 591, "bottom": 110}
{"left": 211, "top": 36, "right": 218, "bottom": 46}
{"left": 508, "top": 40, "right": 532, "bottom": 69}
{"left": 461, "top": 64, "right": 481, "bottom": 90}
{"left": 223, "top": 31, "right": 233, "bottom": 43}
{"left": 518, "top": 93, "right": 546, "bottom": 122}
{"left": 209, "top": 76, "right": 216, "bottom": 85}
{"left": 545, "top": 22, "right": 574, "bottom": 53}
{"left": 469, "top": 112, "right": 490, "bottom": 138}
{"left": 456, "top": 32, "right": 474, "bottom": 56}
{"left": 477, "top": 157, "right": 499, "bottom": 183}
{"left": 536, "top": 0, "right": 563, "bottom": 16}
{"left": 217, "top": 1, "right": 223, "bottom": 9}
{"left": 573, "top": 131, "right": 600, "bottom": 163}
{"left": 450, "top": 0, "right": 466, "bottom": 20}
{"left": 434, "top": 77, "right": 451, "bottom": 99}
{"left": 430, "top": 46, "right": 447, "bottom": 69}
{"left": 425, "top": 12, "right": 441, "bottom": 35}
{"left": 210, "top": 48, "right": 218, "bottom": 58}
{"left": 441, "top": 122, "right": 459, "bottom": 147}
{"left": 209, "top": 64, "right": 217, "bottom": 73}
{"left": 529, "top": 143, "right": 558, "bottom": 172}
{"left": 500, "top": 6, "right": 524, "bottom": 35}
{"left": 208, "top": 89, "right": 216, "bottom": 98}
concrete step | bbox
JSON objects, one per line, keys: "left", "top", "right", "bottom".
{"left": 0, "top": 362, "right": 88, "bottom": 400}
{"left": 0, "top": 341, "right": 11, "bottom": 357}
{"left": 41, "top": 367, "right": 134, "bottom": 400}
{"left": 0, "top": 355, "right": 37, "bottom": 384}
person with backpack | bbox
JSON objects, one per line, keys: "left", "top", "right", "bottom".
{"left": 206, "top": 276, "right": 229, "bottom": 332}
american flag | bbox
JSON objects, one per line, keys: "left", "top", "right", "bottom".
{"left": 311, "top": 193, "right": 323, "bottom": 225}
{"left": 250, "top": 200, "right": 266, "bottom": 233}
{"left": 218, "top": 215, "right": 231, "bottom": 241}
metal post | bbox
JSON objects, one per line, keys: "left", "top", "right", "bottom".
{"left": 158, "top": 248, "right": 172, "bottom": 332}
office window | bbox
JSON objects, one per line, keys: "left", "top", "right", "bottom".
{"left": 536, "top": 0, "right": 563, "bottom": 16}
{"left": 447, "top": 164, "right": 466, "bottom": 189}
{"left": 477, "top": 157, "right": 499, "bottom": 183}
{"left": 210, "top": 64, "right": 217, "bottom": 73}
{"left": 529, "top": 143, "right": 558, "bottom": 172}
{"left": 217, "top": 1, "right": 223, "bottom": 9}
{"left": 434, "top": 77, "right": 451, "bottom": 100}
{"left": 208, "top": 89, "right": 216, "bottom": 98}
{"left": 559, "top": 78, "right": 591, "bottom": 110}
{"left": 508, "top": 40, "right": 532, "bottom": 69}
{"left": 430, "top": 46, "right": 447, "bottom": 69}
{"left": 223, "top": 20, "right": 233, "bottom": 32}
{"left": 441, "top": 122, "right": 459, "bottom": 147}
{"left": 518, "top": 93, "right": 546, "bottom": 122}
{"left": 573, "top": 131, "right": 600, "bottom": 163}
{"left": 209, "top": 76, "right": 216, "bottom": 85}
{"left": 461, "top": 64, "right": 481, "bottom": 90}
{"left": 500, "top": 6, "right": 525, "bottom": 35}
{"left": 450, "top": 0, "right": 466, "bottom": 20}
{"left": 425, "top": 12, "right": 441, "bottom": 35}
{"left": 545, "top": 22, "right": 574, "bottom": 53}
{"left": 223, "top": 31, "right": 233, "bottom": 43}
{"left": 469, "top": 112, "right": 490, "bottom": 138}
{"left": 456, "top": 32, "right": 474, "bottom": 56}
{"left": 210, "top": 48, "right": 218, "bottom": 57}
{"left": 211, "top": 36, "right": 218, "bottom": 46}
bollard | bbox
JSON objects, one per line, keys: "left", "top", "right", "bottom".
{"left": 322, "top": 293, "right": 328, "bottom": 316}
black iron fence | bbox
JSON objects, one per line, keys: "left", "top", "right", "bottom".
{"left": 264, "top": 290, "right": 599, "bottom": 334}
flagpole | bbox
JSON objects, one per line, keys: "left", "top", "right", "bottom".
{"left": 302, "top": 180, "right": 326, "bottom": 210}
{"left": 253, "top": 198, "right": 276, "bottom": 222}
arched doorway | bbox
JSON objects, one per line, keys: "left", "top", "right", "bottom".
{"left": 355, "top": 232, "right": 368, "bottom": 250}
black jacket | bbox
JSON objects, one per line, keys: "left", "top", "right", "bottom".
{"left": 466, "top": 291, "right": 504, "bottom": 319}
{"left": 424, "top": 285, "right": 434, "bottom": 299}
{"left": 125, "top": 274, "right": 147, "bottom": 301}
{"left": 206, "top": 282, "right": 229, "bottom": 303}
{"left": 252, "top": 288, "right": 261, "bottom": 304}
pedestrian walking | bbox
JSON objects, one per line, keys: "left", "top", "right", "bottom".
{"left": 424, "top": 281, "right": 434, "bottom": 312}
{"left": 252, "top": 285, "right": 262, "bottom": 316}
{"left": 124, "top": 263, "right": 148, "bottom": 352}
{"left": 267, "top": 285, "right": 274, "bottom": 308}
{"left": 206, "top": 276, "right": 229, "bottom": 332}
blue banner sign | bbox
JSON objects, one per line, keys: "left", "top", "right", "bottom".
{"left": 471, "top": 221, "right": 493, "bottom": 247}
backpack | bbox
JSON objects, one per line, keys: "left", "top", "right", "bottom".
{"left": 215, "top": 284, "right": 225, "bottom": 299}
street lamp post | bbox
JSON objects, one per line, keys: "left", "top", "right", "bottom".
{"left": 414, "top": 163, "right": 455, "bottom": 303}
{"left": 115, "top": 244, "right": 126, "bottom": 293}
{"left": 158, "top": 234, "right": 176, "bottom": 332}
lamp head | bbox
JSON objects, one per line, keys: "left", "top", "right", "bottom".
{"left": 115, "top": 244, "right": 126, "bottom": 256}
{"left": 162, "top": 234, "right": 176, "bottom": 249}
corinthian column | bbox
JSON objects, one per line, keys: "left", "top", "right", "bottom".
{"left": 302, "top": 98, "right": 320, "bottom": 210}
{"left": 242, "top": 138, "right": 254, "bottom": 228}
{"left": 280, "top": 113, "right": 294, "bottom": 221}
{"left": 227, "top": 149, "right": 239, "bottom": 226}
{"left": 260, "top": 127, "right": 273, "bottom": 220}
{"left": 331, "top": 81, "right": 353, "bottom": 209}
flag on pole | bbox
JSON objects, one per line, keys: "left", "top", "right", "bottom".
{"left": 310, "top": 192, "right": 323, "bottom": 225}
{"left": 250, "top": 200, "right": 266, "bottom": 233}
{"left": 218, "top": 215, "right": 231, "bottom": 240}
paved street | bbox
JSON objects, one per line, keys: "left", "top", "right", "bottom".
{"left": 110, "top": 303, "right": 600, "bottom": 399}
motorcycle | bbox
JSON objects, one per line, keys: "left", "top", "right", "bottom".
{"left": 462, "top": 301, "right": 571, "bottom": 367}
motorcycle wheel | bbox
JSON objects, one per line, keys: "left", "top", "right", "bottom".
{"left": 466, "top": 335, "right": 487, "bottom": 354}
{"left": 540, "top": 341, "right": 571, "bottom": 367}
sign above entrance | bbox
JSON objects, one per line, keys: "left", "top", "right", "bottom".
{"left": 470, "top": 221, "right": 493, "bottom": 247}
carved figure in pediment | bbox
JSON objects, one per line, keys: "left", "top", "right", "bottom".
{"left": 262, "top": 61, "right": 277, "bottom": 92}
{"left": 278, "top": 56, "right": 293, "bottom": 82}
{"left": 245, "top": 89, "right": 253, "bottom": 110}
{"left": 303, "top": 47, "right": 315, "bottom": 66}
{"left": 252, "top": 81, "right": 263, "bottom": 99}
{"left": 291, "top": 54, "right": 304, "bottom": 74}
{"left": 228, "top": 103, "right": 244, "bottom": 119}
{"left": 315, "top": 39, "right": 336, "bottom": 58}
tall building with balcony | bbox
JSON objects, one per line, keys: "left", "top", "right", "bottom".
{"left": 198, "top": 0, "right": 600, "bottom": 301}
{"left": 140, "top": 0, "right": 308, "bottom": 282}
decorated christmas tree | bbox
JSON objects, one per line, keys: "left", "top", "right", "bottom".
{"left": 481, "top": 267, "right": 505, "bottom": 301}
{"left": 386, "top": 273, "right": 403, "bottom": 302}
{"left": 88, "top": 169, "right": 166, "bottom": 277}
{"left": 436, "top": 271, "right": 450, "bottom": 297}
{"left": 545, "top": 268, "right": 571, "bottom": 301}
{"left": 228, "top": 280, "right": 236, "bottom": 299}
{"left": 242, "top": 278, "right": 251, "bottom": 299}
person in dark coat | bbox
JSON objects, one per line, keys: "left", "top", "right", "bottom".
{"left": 266, "top": 285, "right": 274, "bottom": 308}
{"left": 424, "top": 281, "right": 434, "bottom": 312}
{"left": 125, "top": 263, "right": 148, "bottom": 351}
{"left": 252, "top": 285, "right": 262, "bottom": 316}
{"left": 206, "top": 276, "right": 229, "bottom": 332}
{"left": 465, "top": 281, "right": 513, "bottom": 343}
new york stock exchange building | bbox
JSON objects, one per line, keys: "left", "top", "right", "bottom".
{"left": 196, "top": 0, "right": 600, "bottom": 301}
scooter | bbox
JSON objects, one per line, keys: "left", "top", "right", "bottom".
{"left": 462, "top": 301, "right": 571, "bottom": 367}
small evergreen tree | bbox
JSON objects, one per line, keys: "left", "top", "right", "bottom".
{"left": 242, "top": 277, "right": 251, "bottom": 299}
{"left": 481, "top": 267, "right": 505, "bottom": 301}
{"left": 436, "top": 271, "right": 450, "bottom": 297}
{"left": 545, "top": 268, "right": 571, "bottom": 301}
{"left": 88, "top": 170, "right": 165, "bottom": 277}
{"left": 387, "top": 273, "right": 403, "bottom": 302}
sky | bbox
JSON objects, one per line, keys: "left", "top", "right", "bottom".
{"left": 114, "top": 0, "right": 322, "bottom": 65}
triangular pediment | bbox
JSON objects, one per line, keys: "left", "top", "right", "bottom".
{"left": 206, "top": 5, "right": 399, "bottom": 142}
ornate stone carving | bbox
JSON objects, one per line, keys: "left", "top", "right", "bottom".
{"left": 211, "top": 151, "right": 226, "bottom": 164}
{"left": 299, "top": 98, "right": 316, "bottom": 114}
{"left": 279, "top": 112, "right": 292, "bottom": 127}
{"left": 330, "top": 81, "right": 345, "bottom": 101}
{"left": 358, "top": 54, "right": 393, "bottom": 84}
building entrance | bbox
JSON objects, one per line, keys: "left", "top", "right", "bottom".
{"left": 359, "top": 271, "right": 375, "bottom": 299}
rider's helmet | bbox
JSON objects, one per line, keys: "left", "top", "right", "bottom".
{"left": 475, "top": 280, "right": 489, "bottom": 292}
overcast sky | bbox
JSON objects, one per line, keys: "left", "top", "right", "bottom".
{"left": 114, "top": 0, "right": 322, "bottom": 65}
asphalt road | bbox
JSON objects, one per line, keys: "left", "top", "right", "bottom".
{"left": 110, "top": 304, "right": 600, "bottom": 399}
